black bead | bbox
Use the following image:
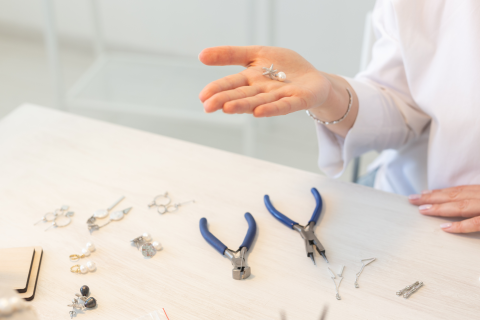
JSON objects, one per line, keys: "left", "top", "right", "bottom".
{"left": 84, "top": 297, "right": 97, "bottom": 309}
{"left": 80, "top": 285, "right": 89, "bottom": 297}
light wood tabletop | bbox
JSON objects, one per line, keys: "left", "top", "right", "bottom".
{"left": 0, "top": 105, "right": 479, "bottom": 320}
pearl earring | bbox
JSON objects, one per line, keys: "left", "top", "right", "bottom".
{"left": 70, "top": 242, "right": 96, "bottom": 261}
{"left": 131, "top": 232, "right": 162, "bottom": 258}
{"left": 71, "top": 261, "right": 97, "bottom": 274}
{"left": 0, "top": 296, "right": 31, "bottom": 316}
{"left": 34, "top": 205, "right": 75, "bottom": 231}
{"left": 68, "top": 285, "right": 97, "bottom": 318}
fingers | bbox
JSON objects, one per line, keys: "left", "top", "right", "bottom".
{"left": 253, "top": 96, "right": 308, "bottom": 117}
{"left": 204, "top": 86, "right": 262, "bottom": 113}
{"left": 440, "top": 216, "right": 480, "bottom": 233}
{"left": 199, "top": 73, "right": 249, "bottom": 103}
{"left": 417, "top": 200, "right": 480, "bottom": 218}
{"left": 199, "top": 46, "right": 261, "bottom": 67}
{"left": 408, "top": 185, "right": 480, "bottom": 205}
{"left": 223, "top": 91, "right": 287, "bottom": 114}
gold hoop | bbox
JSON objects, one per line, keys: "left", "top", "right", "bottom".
{"left": 70, "top": 265, "right": 81, "bottom": 273}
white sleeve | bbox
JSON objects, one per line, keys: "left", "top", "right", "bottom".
{"left": 316, "top": 0, "right": 431, "bottom": 178}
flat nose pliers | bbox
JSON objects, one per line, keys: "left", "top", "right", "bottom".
{"left": 200, "top": 212, "right": 257, "bottom": 280}
{"left": 264, "top": 188, "right": 328, "bottom": 265}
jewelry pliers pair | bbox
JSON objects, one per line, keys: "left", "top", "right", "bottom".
{"left": 264, "top": 187, "right": 328, "bottom": 265}
{"left": 200, "top": 212, "right": 257, "bottom": 280}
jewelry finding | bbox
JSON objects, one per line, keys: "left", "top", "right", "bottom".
{"left": 148, "top": 192, "right": 171, "bottom": 209}
{"left": 68, "top": 285, "right": 97, "bottom": 318}
{"left": 327, "top": 265, "right": 345, "bottom": 300}
{"left": 70, "top": 242, "right": 96, "bottom": 261}
{"left": 88, "top": 207, "right": 132, "bottom": 233}
{"left": 71, "top": 261, "right": 96, "bottom": 274}
{"left": 354, "top": 258, "right": 376, "bottom": 288}
{"left": 262, "top": 64, "right": 286, "bottom": 82}
{"left": 403, "top": 281, "right": 424, "bottom": 299}
{"left": 157, "top": 200, "right": 195, "bottom": 214}
{"left": 396, "top": 281, "right": 419, "bottom": 296}
{"left": 44, "top": 211, "right": 75, "bottom": 231}
{"left": 86, "top": 196, "right": 125, "bottom": 224}
{"left": 131, "top": 232, "right": 162, "bottom": 258}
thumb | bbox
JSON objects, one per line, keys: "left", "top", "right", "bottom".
{"left": 199, "top": 45, "right": 261, "bottom": 67}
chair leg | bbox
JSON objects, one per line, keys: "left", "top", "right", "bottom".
{"left": 352, "top": 157, "right": 361, "bottom": 183}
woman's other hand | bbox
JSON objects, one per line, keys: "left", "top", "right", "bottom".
{"left": 409, "top": 186, "right": 480, "bottom": 233}
{"left": 198, "top": 46, "right": 357, "bottom": 137}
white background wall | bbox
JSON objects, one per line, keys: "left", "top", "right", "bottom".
{"left": 0, "top": 0, "right": 376, "bottom": 77}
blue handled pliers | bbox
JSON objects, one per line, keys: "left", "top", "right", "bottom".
{"left": 264, "top": 188, "right": 328, "bottom": 265}
{"left": 200, "top": 212, "right": 257, "bottom": 280}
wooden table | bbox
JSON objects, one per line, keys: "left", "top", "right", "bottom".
{"left": 0, "top": 105, "right": 479, "bottom": 320}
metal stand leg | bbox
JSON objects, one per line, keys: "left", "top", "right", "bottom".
{"left": 42, "top": 0, "right": 64, "bottom": 110}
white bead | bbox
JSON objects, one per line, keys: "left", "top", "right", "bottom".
{"left": 86, "top": 242, "right": 95, "bottom": 252}
{"left": 86, "top": 261, "right": 96, "bottom": 271}
{"left": 80, "top": 265, "right": 88, "bottom": 274}
{"left": 276, "top": 72, "right": 286, "bottom": 82}
{"left": 142, "top": 233, "right": 152, "bottom": 242}
{"left": 82, "top": 248, "right": 91, "bottom": 257}
{"left": 0, "top": 298, "right": 13, "bottom": 315}
{"left": 152, "top": 241, "right": 162, "bottom": 251}
{"left": 9, "top": 297, "right": 23, "bottom": 311}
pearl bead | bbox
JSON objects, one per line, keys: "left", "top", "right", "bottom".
{"left": 152, "top": 241, "right": 162, "bottom": 251}
{"left": 9, "top": 297, "right": 23, "bottom": 311}
{"left": 82, "top": 248, "right": 91, "bottom": 257}
{"left": 86, "top": 242, "right": 95, "bottom": 252}
{"left": 86, "top": 261, "right": 96, "bottom": 272}
{"left": 276, "top": 72, "right": 286, "bottom": 82}
{"left": 0, "top": 298, "right": 13, "bottom": 316}
{"left": 142, "top": 232, "right": 152, "bottom": 242}
{"left": 80, "top": 265, "right": 88, "bottom": 274}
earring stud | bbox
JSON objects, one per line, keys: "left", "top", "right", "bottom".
{"left": 262, "top": 64, "right": 286, "bottom": 82}
{"left": 68, "top": 285, "right": 97, "bottom": 318}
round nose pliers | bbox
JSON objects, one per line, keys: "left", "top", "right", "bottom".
{"left": 200, "top": 212, "right": 257, "bottom": 280}
{"left": 264, "top": 188, "right": 328, "bottom": 265}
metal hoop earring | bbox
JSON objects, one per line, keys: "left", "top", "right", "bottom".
{"left": 45, "top": 212, "right": 74, "bottom": 231}
{"left": 148, "top": 192, "right": 171, "bottom": 208}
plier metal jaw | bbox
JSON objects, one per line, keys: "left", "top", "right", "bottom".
{"left": 200, "top": 212, "right": 257, "bottom": 280}
{"left": 264, "top": 188, "right": 328, "bottom": 265}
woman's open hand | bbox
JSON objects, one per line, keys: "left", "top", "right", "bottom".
{"left": 409, "top": 186, "right": 480, "bottom": 233}
{"left": 198, "top": 45, "right": 334, "bottom": 117}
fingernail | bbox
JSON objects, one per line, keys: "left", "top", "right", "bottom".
{"left": 440, "top": 223, "right": 452, "bottom": 229}
{"left": 409, "top": 194, "right": 421, "bottom": 200}
{"left": 422, "top": 190, "right": 432, "bottom": 194}
{"left": 419, "top": 204, "right": 432, "bottom": 211}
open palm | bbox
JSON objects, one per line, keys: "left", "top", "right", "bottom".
{"left": 198, "top": 46, "right": 331, "bottom": 117}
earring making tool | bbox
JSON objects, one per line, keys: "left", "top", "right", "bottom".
{"left": 264, "top": 187, "right": 328, "bottom": 265}
{"left": 200, "top": 212, "right": 257, "bottom": 280}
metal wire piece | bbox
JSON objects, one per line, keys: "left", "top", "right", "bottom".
{"left": 306, "top": 88, "right": 352, "bottom": 125}
{"left": 396, "top": 281, "right": 419, "bottom": 296}
{"left": 354, "top": 258, "right": 376, "bottom": 288}
{"left": 327, "top": 265, "right": 345, "bottom": 300}
{"left": 403, "top": 282, "right": 424, "bottom": 299}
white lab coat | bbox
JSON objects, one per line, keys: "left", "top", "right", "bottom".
{"left": 316, "top": 0, "right": 480, "bottom": 195}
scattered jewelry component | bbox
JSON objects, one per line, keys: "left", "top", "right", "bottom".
{"left": 262, "top": 64, "right": 286, "bottom": 82}
{"left": 403, "top": 281, "right": 424, "bottom": 299}
{"left": 86, "top": 195, "right": 125, "bottom": 224}
{"left": 0, "top": 296, "right": 31, "bottom": 316}
{"left": 34, "top": 205, "right": 69, "bottom": 225}
{"left": 68, "top": 285, "right": 97, "bottom": 318}
{"left": 70, "top": 242, "right": 96, "bottom": 261}
{"left": 71, "top": 261, "right": 97, "bottom": 274}
{"left": 354, "top": 258, "right": 376, "bottom": 288}
{"left": 88, "top": 207, "right": 132, "bottom": 233}
{"left": 157, "top": 200, "right": 195, "bottom": 214}
{"left": 44, "top": 211, "right": 75, "bottom": 231}
{"left": 396, "top": 281, "right": 419, "bottom": 296}
{"left": 148, "top": 192, "right": 171, "bottom": 210}
{"left": 327, "top": 265, "right": 345, "bottom": 300}
{"left": 131, "top": 232, "right": 162, "bottom": 258}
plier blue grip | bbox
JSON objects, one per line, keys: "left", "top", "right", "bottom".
{"left": 264, "top": 188, "right": 323, "bottom": 228}
{"left": 264, "top": 188, "right": 328, "bottom": 265}
{"left": 200, "top": 212, "right": 257, "bottom": 280}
